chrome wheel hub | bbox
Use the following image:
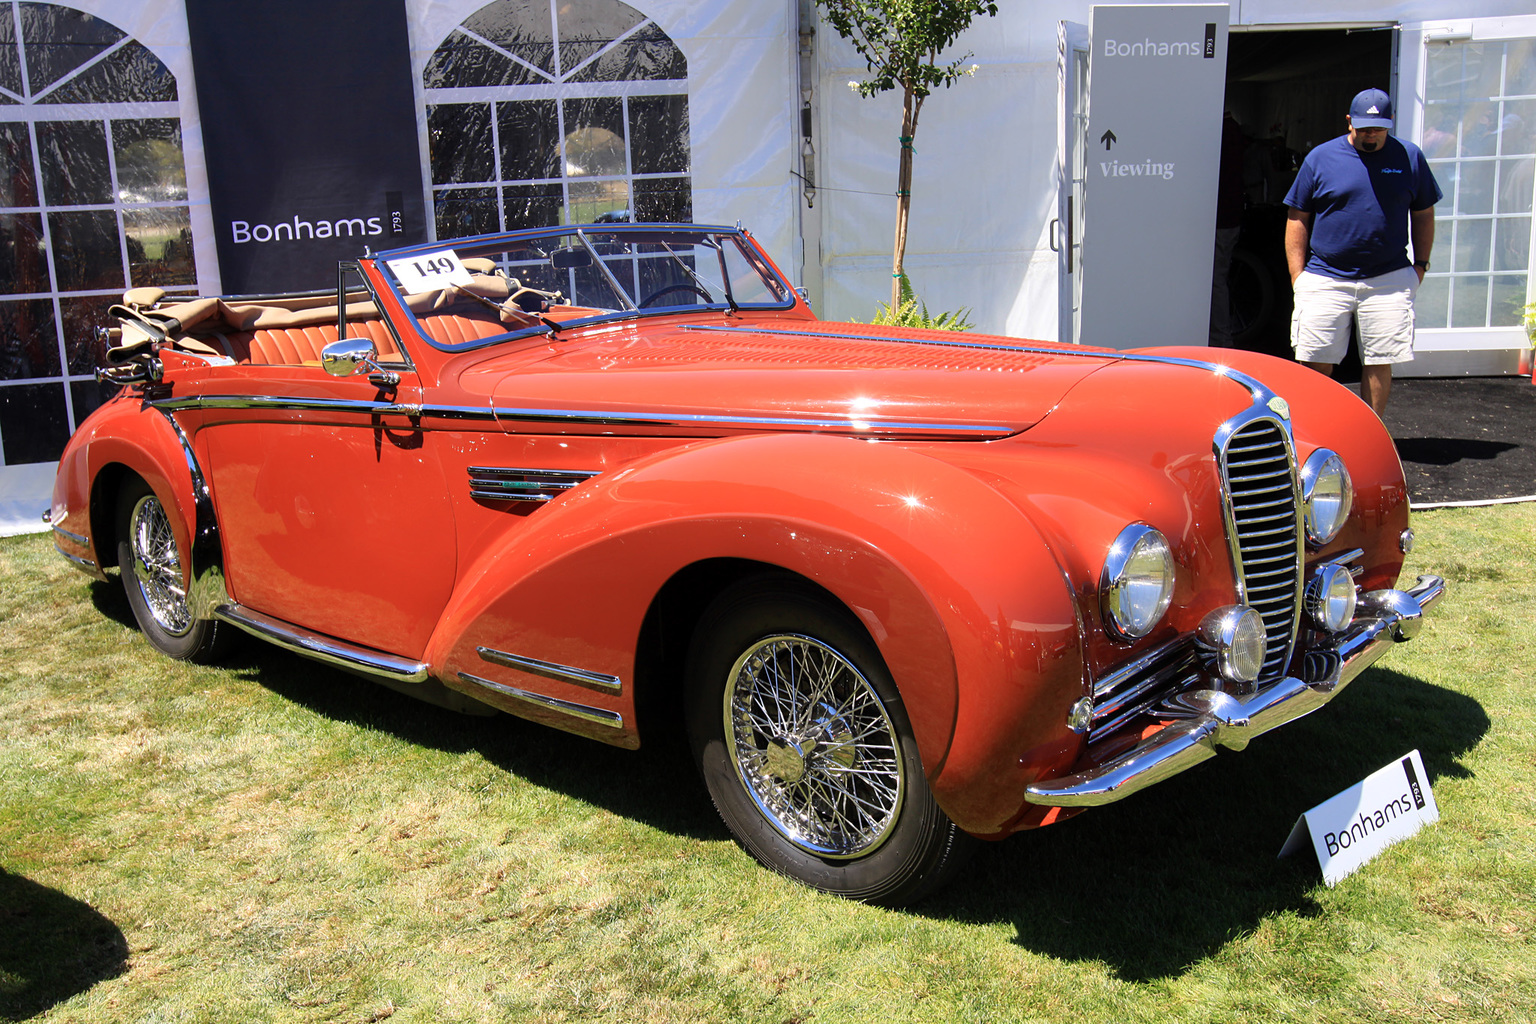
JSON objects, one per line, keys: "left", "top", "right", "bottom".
{"left": 724, "top": 634, "right": 904, "bottom": 859}
{"left": 129, "top": 494, "right": 192, "bottom": 637}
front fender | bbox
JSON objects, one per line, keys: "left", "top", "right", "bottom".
{"left": 52, "top": 395, "right": 206, "bottom": 592}
{"left": 425, "top": 432, "right": 1087, "bottom": 834}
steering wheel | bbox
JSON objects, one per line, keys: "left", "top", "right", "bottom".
{"left": 637, "top": 283, "right": 713, "bottom": 308}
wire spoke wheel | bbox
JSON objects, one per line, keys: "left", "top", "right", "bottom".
{"left": 726, "top": 634, "right": 904, "bottom": 858}
{"left": 129, "top": 493, "right": 192, "bottom": 637}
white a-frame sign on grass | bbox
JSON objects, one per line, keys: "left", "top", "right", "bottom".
{"left": 1280, "top": 749, "right": 1440, "bottom": 886}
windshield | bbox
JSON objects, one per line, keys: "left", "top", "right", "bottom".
{"left": 375, "top": 224, "right": 796, "bottom": 351}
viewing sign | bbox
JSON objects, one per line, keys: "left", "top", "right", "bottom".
{"left": 1078, "top": 5, "right": 1228, "bottom": 349}
{"left": 1280, "top": 750, "right": 1441, "bottom": 886}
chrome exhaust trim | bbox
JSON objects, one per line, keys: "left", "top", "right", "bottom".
{"left": 1025, "top": 575, "right": 1445, "bottom": 808}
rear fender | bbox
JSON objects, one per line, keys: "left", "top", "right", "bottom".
{"left": 425, "top": 432, "right": 1086, "bottom": 833}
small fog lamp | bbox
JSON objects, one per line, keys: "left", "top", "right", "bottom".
{"left": 1306, "top": 562, "right": 1358, "bottom": 633}
{"left": 1198, "top": 605, "right": 1267, "bottom": 684}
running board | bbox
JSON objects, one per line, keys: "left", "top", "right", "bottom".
{"left": 213, "top": 603, "right": 430, "bottom": 683}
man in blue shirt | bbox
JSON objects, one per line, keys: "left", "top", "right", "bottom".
{"left": 1284, "top": 88, "right": 1441, "bottom": 417}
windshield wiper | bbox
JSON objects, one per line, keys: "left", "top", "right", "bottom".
{"left": 659, "top": 241, "right": 727, "bottom": 309}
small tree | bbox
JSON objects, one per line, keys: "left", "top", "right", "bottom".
{"left": 818, "top": 0, "right": 998, "bottom": 310}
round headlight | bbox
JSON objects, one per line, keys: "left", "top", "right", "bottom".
{"left": 1301, "top": 449, "right": 1353, "bottom": 546}
{"left": 1306, "top": 562, "right": 1358, "bottom": 633}
{"left": 1100, "top": 524, "right": 1175, "bottom": 641}
{"left": 1198, "top": 605, "right": 1267, "bottom": 684}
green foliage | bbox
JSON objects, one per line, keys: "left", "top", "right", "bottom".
{"left": 819, "top": 0, "right": 999, "bottom": 100}
{"left": 864, "top": 275, "right": 973, "bottom": 330}
{"left": 1523, "top": 301, "right": 1535, "bottom": 346}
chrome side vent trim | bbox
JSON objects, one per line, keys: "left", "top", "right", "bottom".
{"left": 468, "top": 466, "right": 599, "bottom": 502}
{"left": 477, "top": 646, "right": 622, "bottom": 695}
{"left": 1090, "top": 638, "right": 1203, "bottom": 737}
{"left": 1217, "top": 415, "right": 1303, "bottom": 680}
{"left": 457, "top": 672, "right": 623, "bottom": 730}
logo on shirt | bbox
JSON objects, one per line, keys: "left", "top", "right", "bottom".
{"left": 1379, "top": 167, "right": 1404, "bottom": 174}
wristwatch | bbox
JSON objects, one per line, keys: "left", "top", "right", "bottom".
{"left": 1413, "top": 259, "right": 1429, "bottom": 269}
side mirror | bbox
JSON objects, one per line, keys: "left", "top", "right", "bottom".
{"left": 550, "top": 247, "right": 592, "bottom": 270}
{"left": 321, "top": 336, "right": 379, "bottom": 377}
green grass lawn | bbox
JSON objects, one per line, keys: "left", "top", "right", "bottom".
{"left": 2, "top": 504, "right": 1532, "bottom": 1023}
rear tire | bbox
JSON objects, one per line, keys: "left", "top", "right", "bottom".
{"left": 116, "top": 477, "right": 232, "bottom": 662}
{"left": 686, "top": 577, "right": 972, "bottom": 906}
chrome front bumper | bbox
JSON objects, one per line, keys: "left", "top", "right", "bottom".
{"left": 1025, "top": 575, "right": 1446, "bottom": 808}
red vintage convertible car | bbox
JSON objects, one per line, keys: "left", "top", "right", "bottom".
{"left": 48, "top": 223, "right": 1443, "bottom": 905}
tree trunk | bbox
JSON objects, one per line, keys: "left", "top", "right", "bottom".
{"left": 891, "top": 85, "right": 919, "bottom": 311}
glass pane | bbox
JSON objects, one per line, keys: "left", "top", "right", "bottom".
{"left": 498, "top": 99, "right": 560, "bottom": 180}
{"left": 633, "top": 176, "right": 691, "bottom": 223}
{"left": 37, "top": 120, "right": 111, "bottom": 206}
{"left": 628, "top": 95, "right": 688, "bottom": 174}
{"left": 0, "top": 381, "right": 69, "bottom": 464}
{"left": 428, "top": 103, "right": 493, "bottom": 185}
{"left": 423, "top": 31, "right": 546, "bottom": 89}
{"left": 47, "top": 209, "right": 123, "bottom": 291}
{"left": 568, "top": 23, "right": 686, "bottom": 84}
{"left": 1450, "top": 275, "right": 1489, "bottom": 328}
{"left": 556, "top": 2, "right": 643, "bottom": 71}
{"left": 124, "top": 206, "right": 194, "bottom": 286}
{"left": 0, "top": 213, "right": 47, "bottom": 293}
{"left": 502, "top": 182, "right": 561, "bottom": 230}
{"left": 1456, "top": 160, "right": 1495, "bottom": 216}
{"left": 1428, "top": 161, "right": 1455, "bottom": 211}
{"left": 113, "top": 119, "right": 187, "bottom": 203}
{"left": 1422, "top": 108, "right": 1460, "bottom": 159}
{"left": 59, "top": 294, "right": 114, "bottom": 374}
{"left": 20, "top": 3, "right": 125, "bottom": 97}
{"left": 1452, "top": 218, "right": 1492, "bottom": 273}
{"left": 43, "top": 41, "right": 176, "bottom": 103}
{"left": 1508, "top": 40, "right": 1536, "bottom": 97}
{"left": 1426, "top": 224, "right": 1451, "bottom": 271}
{"left": 462, "top": 1, "right": 555, "bottom": 76}
{"left": 0, "top": 9, "right": 20, "bottom": 96}
{"left": 566, "top": 178, "right": 628, "bottom": 223}
{"left": 1496, "top": 158, "right": 1533, "bottom": 215}
{"left": 1502, "top": 98, "right": 1535, "bottom": 156}
{"left": 1461, "top": 102, "right": 1501, "bottom": 158}
{"left": 71, "top": 377, "right": 119, "bottom": 423}
{"left": 1490, "top": 275, "right": 1526, "bottom": 327}
{"left": 562, "top": 97, "right": 625, "bottom": 177}
{"left": 1414, "top": 274, "right": 1449, "bottom": 329}
{"left": 0, "top": 298, "right": 59, "bottom": 379}
{"left": 436, "top": 187, "right": 499, "bottom": 239}
{"left": 0, "top": 123, "right": 36, "bottom": 207}
{"left": 1494, "top": 216, "right": 1531, "bottom": 272}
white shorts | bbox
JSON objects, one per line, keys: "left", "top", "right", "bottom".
{"left": 1290, "top": 266, "right": 1418, "bottom": 366}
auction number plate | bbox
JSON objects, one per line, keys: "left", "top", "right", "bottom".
{"left": 386, "top": 250, "right": 472, "bottom": 293}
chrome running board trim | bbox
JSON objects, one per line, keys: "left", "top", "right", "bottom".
{"left": 213, "top": 603, "right": 429, "bottom": 683}
{"left": 457, "top": 672, "right": 624, "bottom": 729}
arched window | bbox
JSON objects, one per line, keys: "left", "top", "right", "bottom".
{"left": 0, "top": 1, "right": 200, "bottom": 466}
{"left": 423, "top": 0, "right": 691, "bottom": 238}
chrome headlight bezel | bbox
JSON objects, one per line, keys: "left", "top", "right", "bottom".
{"left": 1100, "top": 523, "right": 1176, "bottom": 642}
{"left": 1300, "top": 449, "right": 1353, "bottom": 547}
{"left": 1197, "top": 605, "right": 1267, "bottom": 684}
{"left": 1305, "top": 562, "right": 1358, "bottom": 633}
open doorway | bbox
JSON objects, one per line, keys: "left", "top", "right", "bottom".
{"left": 1219, "top": 27, "right": 1394, "bottom": 374}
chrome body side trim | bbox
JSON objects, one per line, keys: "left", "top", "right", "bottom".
{"left": 151, "top": 395, "right": 422, "bottom": 417}
{"left": 485, "top": 404, "right": 1010, "bottom": 438}
{"left": 1026, "top": 575, "right": 1446, "bottom": 807}
{"left": 54, "top": 544, "right": 98, "bottom": 572}
{"left": 476, "top": 646, "right": 623, "bottom": 694}
{"left": 457, "top": 671, "right": 624, "bottom": 729}
{"left": 214, "top": 602, "right": 430, "bottom": 683}
{"left": 51, "top": 523, "right": 90, "bottom": 546}
{"left": 468, "top": 467, "right": 600, "bottom": 503}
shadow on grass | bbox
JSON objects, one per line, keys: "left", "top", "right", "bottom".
{"left": 218, "top": 638, "right": 723, "bottom": 843}
{"left": 917, "top": 668, "right": 1489, "bottom": 982}
{"left": 87, "top": 577, "right": 136, "bottom": 632}
{"left": 0, "top": 868, "right": 128, "bottom": 1022}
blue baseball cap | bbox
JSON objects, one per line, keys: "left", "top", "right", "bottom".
{"left": 1349, "top": 88, "right": 1393, "bottom": 129}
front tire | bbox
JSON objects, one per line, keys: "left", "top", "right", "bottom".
{"left": 686, "top": 578, "right": 971, "bottom": 906}
{"left": 116, "top": 477, "right": 232, "bottom": 662}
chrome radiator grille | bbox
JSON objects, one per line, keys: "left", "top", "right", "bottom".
{"left": 1219, "top": 418, "right": 1302, "bottom": 679}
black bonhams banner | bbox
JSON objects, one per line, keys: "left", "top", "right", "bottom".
{"left": 185, "top": 0, "right": 426, "bottom": 293}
